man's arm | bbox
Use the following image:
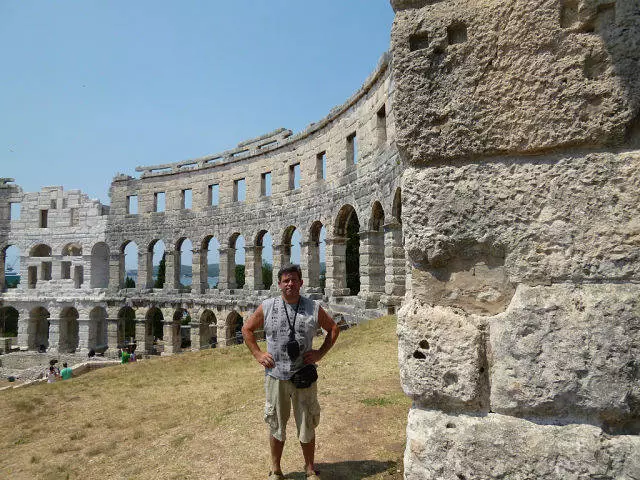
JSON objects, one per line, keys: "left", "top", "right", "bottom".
{"left": 303, "top": 306, "right": 340, "bottom": 364}
{"left": 241, "top": 304, "right": 275, "bottom": 368}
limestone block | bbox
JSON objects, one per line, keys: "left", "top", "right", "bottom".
{"left": 490, "top": 283, "right": 640, "bottom": 433}
{"left": 391, "top": 0, "right": 640, "bottom": 163}
{"left": 398, "top": 299, "right": 489, "bottom": 411}
{"left": 405, "top": 408, "right": 640, "bottom": 480}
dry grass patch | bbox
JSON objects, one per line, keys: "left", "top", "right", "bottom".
{"left": 0, "top": 315, "right": 408, "bottom": 479}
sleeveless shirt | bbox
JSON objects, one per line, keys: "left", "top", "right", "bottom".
{"left": 262, "top": 295, "right": 319, "bottom": 380}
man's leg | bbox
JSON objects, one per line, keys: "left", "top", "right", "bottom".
{"left": 300, "top": 437, "right": 316, "bottom": 476}
{"left": 270, "top": 435, "right": 285, "bottom": 475}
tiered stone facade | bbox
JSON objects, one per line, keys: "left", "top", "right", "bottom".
{"left": 0, "top": 55, "right": 405, "bottom": 358}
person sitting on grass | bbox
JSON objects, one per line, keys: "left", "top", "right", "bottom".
{"left": 60, "top": 362, "right": 72, "bottom": 380}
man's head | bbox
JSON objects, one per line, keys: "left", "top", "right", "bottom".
{"left": 277, "top": 264, "right": 303, "bottom": 301}
{"left": 63, "top": 363, "right": 67, "bottom": 368}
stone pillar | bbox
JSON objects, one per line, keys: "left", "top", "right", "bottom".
{"left": 16, "top": 307, "right": 29, "bottom": 349}
{"left": 301, "top": 241, "right": 321, "bottom": 290}
{"left": 0, "top": 252, "right": 5, "bottom": 291}
{"left": 135, "top": 319, "right": 147, "bottom": 354}
{"left": 106, "top": 307, "right": 120, "bottom": 355}
{"left": 358, "top": 230, "right": 386, "bottom": 300}
{"left": 138, "top": 249, "right": 152, "bottom": 290}
{"left": 77, "top": 317, "right": 90, "bottom": 352}
{"left": 227, "top": 247, "right": 237, "bottom": 289}
{"left": 164, "top": 244, "right": 178, "bottom": 292}
{"left": 109, "top": 252, "right": 121, "bottom": 291}
{"left": 325, "top": 237, "right": 349, "bottom": 297}
{"left": 191, "top": 247, "right": 205, "bottom": 294}
{"left": 52, "top": 255, "right": 62, "bottom": 281}
{"left": 384, "top": 221, "right": 406, "bottom": 298}
{"left": 48, "top": 317, "right": 60, "bottom": 353}
{"left": 244, "top": 243, "right": 263, "bottom": 290}
{"left": 190, "top": 322, "right": 201, "bottom": 351}
{"left": 161, "top": 308, "right": 179, "bottom": 355}
{"left": 217, "top": 247, "right": 232, "bottom": 290}
{"left": 271, "top": 244, "right": 285, "bottom": 293}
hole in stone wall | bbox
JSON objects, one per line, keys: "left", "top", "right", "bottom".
{"left": 443, "top": 371, "right": 458, "bottom": 386}
{"left": 419, "top": 339, "right": 430, "bottom": 349}
{"left": 409, "top": 31, "right": 430, "bottom": 52}
{"left": 446, "top": 422, "right": 456, "bottom": 429}
{"left": 413, "top": 350, "right": 426, "bottom": 360}
{"left": 447, "top": 22, "right": 467, "bottom": 45}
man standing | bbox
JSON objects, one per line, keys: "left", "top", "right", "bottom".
{"left": 242, "top": 264, "right": 339, "bottom": 480}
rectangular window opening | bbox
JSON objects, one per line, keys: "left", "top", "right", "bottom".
{"left": 41, "top": 261, "right": 52, "bottom": 281}
{"left": 261, "top": 172, "right": 272, "bottom": 197}
{"left": 74, "top": 266, "right": 84, "bottom": 289}
{"left": 289, "top": 163, "right": 301, "bottom": 190}
{"left": 377, "top": 105, "right": 387, "bottom": 148}
{"left": 316, "top": 152, "right": 327, "bottom": 180}
{"left": 28, "top": 266, "right": 37, "bottom": 289}
{"left": 50, "top": 199, "right": 57, "bottom": 209}
{"left": 39, "top": 209, "right": 48, "bottom": 228}
{"left": 126, "top": 195, "right": 138, "bottom": 214}
{"left": 61, "top": 261, "right": 71, "bottom": 280}
{"left": 347, "top": 132, "right": 358, "bottom": 165}
{"left": 208, "top": 184, "right": 219, "bottom": 206}
{"left": 181, "top": 189, "right": 192, "bottom": 209}
{"left": 234, "top": 178, "right": 246, "bottom": 202}
{"left": 70, "top": 208, "right": 79, "bottom": 226}
{"left": 154, "top": 192, "right": 166, "bottom": 212}
{"left": 9, "top": 203, "right": 21, "bottom": 220}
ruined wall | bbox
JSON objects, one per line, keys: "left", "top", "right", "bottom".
{"left": 391, "top": 0, "right": 640, "bottom": 478}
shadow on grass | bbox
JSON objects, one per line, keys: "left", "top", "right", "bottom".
{"left": 283, "top": 460, "right": 398, "bottom": 479}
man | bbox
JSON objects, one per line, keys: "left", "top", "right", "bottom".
{"left": 60, "top": 362, "right": 72, "bottom": 380}
{"left": 242, "top": 264, "right": 339, "bottom": 480}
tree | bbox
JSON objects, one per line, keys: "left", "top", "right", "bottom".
{"left": 124, "top": 276, "right": 136, "bottom": 288}
{"left": 235, "top": 264, "right": 245, "bottom": 289}
{"left": 154, "top": 253, "right": 166, "bottom": 289}
{"left": 262, "top": 262, "right": 273, "bottom": 289}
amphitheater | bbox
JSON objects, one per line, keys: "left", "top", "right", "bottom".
{"left": 2, "top": 1, "right": 640, "bottom": 478}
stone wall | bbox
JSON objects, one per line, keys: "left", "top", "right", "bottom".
{"left": 391, "top": 0, "right": 640, "bottom": 478}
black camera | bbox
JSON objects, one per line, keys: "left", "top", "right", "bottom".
{"left": 286, "top": 338, "right": 300, "bottom": 360}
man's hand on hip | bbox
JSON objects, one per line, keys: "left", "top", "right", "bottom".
{"left": 255, "top": 351, "right": 275, "bottom": 369}
{"left": 303, "top": 350, "right": 323, "bottom": 364}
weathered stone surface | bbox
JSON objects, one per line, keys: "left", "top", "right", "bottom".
{"left": 391, "top": 0, "right": 640, "bottom": 163}
{"left": 405, "top": 408, "right": 640, "bottom": 480}
{"left": 398, "top": 299, "right": 489, "bottom": 411}
{"left": 403, "top": 151, "right": 640, "bottom": 284}
{"left": 490, "top": 283, "right": 640, "bottom": 433}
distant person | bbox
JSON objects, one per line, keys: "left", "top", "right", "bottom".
{"left": 46, "top": 366, "right": 58, "bottom": 383}
{"left": 242, "top": 264, "right": 340, "bottom": 480}
{"left": 60, "top": 363, "right": 72, "bottom": 380}
{"left": 121, "top": 348, "right": 131, "bottom": 364}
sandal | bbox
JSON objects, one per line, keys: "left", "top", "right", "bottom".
{"left": 268, "top": 472, "right": 285, "bottom": 480}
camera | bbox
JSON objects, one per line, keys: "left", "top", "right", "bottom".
{"left": 286, "top": 338, "right": 300, "bottom": 360}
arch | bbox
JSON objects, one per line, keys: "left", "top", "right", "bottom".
{"left": 61, "top": 243, "right": 82, "bottom": 256}
{"left": 3, "top": 244, "right": 20, "bottom": 290}
{"left": 28, "top": 307, "right": 50, "bottom": 351}
{"left": 255, "top": 230, "right": 273, "bottom": 290}
{"left": 226, "top": 311, "right": 244, "bottom": 345}
{"left": 228, "top": 233, "right": 245, "bottom": 289}
{"left": 199, "top": 309, "right": 217, "bottom": 348}
{"left": 370, "top": 201, "right": 385, "bottom": 232}
{"left": 145, "top": 307, "right": 164, "bottom": 354}
{"left": 173, "top": 308, "right": 191, "bottom": 351}
{"left": 0, "top": 306, "right": 19, "bottom": 337}
{"left": 59, "top": 307, "right": 79, "bottom": 353}
{"left": 202, "top": 236, "right": 220, "bottom": 289}
{"left": 333, "top": 205, "right": 360, "bottom": 296}
{"left": 117, "top": 306, "right": 136, "bottom": 348}
{"left": 121, "top": 241, "right": 138, "bottom": 289}
{"left": 89, "top": 306, "right": 108, "bottom": 352}
{"left": 176, "top": 237, "right": 193, "bottom": 289}
{"left": 90, "top": 242, "right": 110, "bottom": 288}
{"left": 281, "top": 226, "right": 301, "bottom": 266}
{"left": 392, "top": 187, "right": 402, "bottom": 224}
{"left": 365, "top": 201, "right": 386, "bottom": 296}
{"left": 150, "top": 239, "right": 166, "bottom": 289}
{"left": 30, "top": 244, "right": 52, "bottom": 257}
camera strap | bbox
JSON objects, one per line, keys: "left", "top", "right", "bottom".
{"left": 282, "top": 297, "right": 301, "bottom": 340}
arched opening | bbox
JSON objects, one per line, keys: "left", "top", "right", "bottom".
{"left": 151, "top": 240, "right": 166, "bottom": 289}
{"left": 364, "top": 201, "right": 386, "bottom": 297}
{"left": 228, "top": 233, "right": 245, "bottom": 289}
{"left": 145, "top": 307, "right": 164, "bottom": 354}
{"left": 226, "top": 311, "right": 244, "bottom": 345}
{"left": 173, "top": 309, "right": 191, "bottom": 351}
{"left": 386, "top": 188, "right": 406, "bottom": 304}
{"left": 28, "top": 307, "right": 50, "bottom": 351}
{"left": 255, "top": 230, "right": 274, "bottom": 290}
{"left": 121, "top": 241, "right": 138, "bottom": 289}
{"left": 199, "top": 309, "right": 217, "bottom": 349}
{"left": 176, "top": 238, "right": 193, "bottom": 289}
{"left": 61, "top": 243, "right": 84, "bottom": 288}
{"left": 3, "top": 245, "right": 20, "bottom": 290}
{"left": 0, "top": 306, "right": 19, "bottom": 337}
{"left": 90, "top": 242, "right": 110, "bottom": 288}
{"left": 281, "top": 226, "right": 302, "bottom": 266}
{"left": 392, "top": 187, "right": 402, "bottom": 224}
{"left": 307, "top": 221, "right": 327, "bottom": 292}
{"left": 89, "top": 307, "right": 108, "bottom": 352}
{"left": 59, "top": 307, "right": 80, "bottom": 353}
{"left": 117, "top": 306, "right": 136, "bottom": 349}
{"left": 203, "top": 236, "right": 220, "bottom": 289}
{"left": 61, "top": 243, "right": 82, "bottom": 257}
{"left": 334, "top": 205, "right": 360, "bottom": 296}
{"left": 29, "top": 243, "right": 52, "bottom": 286}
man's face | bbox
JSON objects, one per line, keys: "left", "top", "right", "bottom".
{"left": 278, "top": 271, "right": 303, "bottom": 298}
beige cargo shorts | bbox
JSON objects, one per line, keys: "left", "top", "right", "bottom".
{"left": 264, "top": 374, "right": 321, "bottom": 443}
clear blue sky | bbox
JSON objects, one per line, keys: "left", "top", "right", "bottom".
{"left": 1, "top": 1, "right": 394, "bottom": 204}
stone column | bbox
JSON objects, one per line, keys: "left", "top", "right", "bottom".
{"left": 227, "top": 247, "right": 237, "bottom": 290}
{"left": 135, "top": 319, "right": 147, "bottom": 354}
{"left": 384, "top": 221, "right": 406, "bottom": 298}
{"left": 217, "top": 247, "right": 229, "bottom": 290}
{"left": 301, "top": 240, "right": 321, "bottom": 290}
{"left": 16, "top": 307, "right": 29, "bottom": 349}
{"left": 48, "top": 317, "right": 60, "bottom": 353}
{"left": 106, "top": 307, "right": 120, "bottom": 356}
{"left": 191, "top": 247, "right": 206, "bottom": 294}
{"left": 77, "top": 317, "right": 90, "bottom": 352}
{"left": 325, "top": 237, "right": 349, "bottom": 297}
{"left": 244, "top": 243, "right": 264, "bottom": 290}
{"left": 161, "top": 308, "right": 179, "bottom": 355}
{"left": 0, "top": 252, "right": 5, "bottom": 291}
{"left": 271, "top": 244, "right": 285, "bottom": 293}
{"left": 190, "top": 318, "right": 201, "bottom": 352}
{"left": 164, "top": 244, "right": 178, "bottom": 292}
{"left": 359, "top": 230, "right": 386, "bottom": 302}
{"left": 52, "top": 255, "right": 62, "bottom": 281}
{"left": 109, "top": 252, "right": 121, "bottom": 291}
{"left": 138, "top": 249, "right": 152, "bottom": 290}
